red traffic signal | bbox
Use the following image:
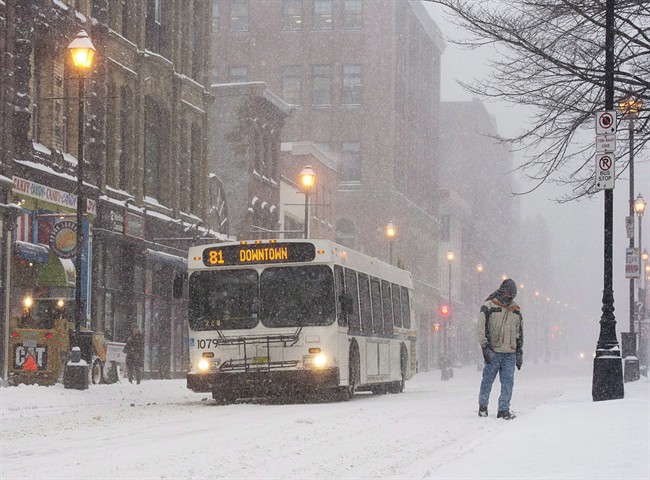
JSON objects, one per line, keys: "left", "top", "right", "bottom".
{"left": 439, "top": 304, "right": 450, "bottom": 317}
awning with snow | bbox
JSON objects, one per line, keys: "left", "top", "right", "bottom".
{"left": 14, "top": 241, "right": 49, "bottom": 264}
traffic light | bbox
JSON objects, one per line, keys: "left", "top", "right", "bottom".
{"left": 433, "top": 323, "right": 441, "bottom": 333}
{"left": 439, "top": 304, "right": 450, "bottom": 318}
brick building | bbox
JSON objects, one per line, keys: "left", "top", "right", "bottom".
{"left": 0, "top": 0, "right": 215, "bottom": 379}
{"left": 211, "top": 0, "right": 446, "bottom": 370}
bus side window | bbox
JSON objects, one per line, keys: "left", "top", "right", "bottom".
{"left": 344, "top": 269, "right": 360, "bottom": 332}
{"left": 370, "top": 277, "right": 383, "bottom": 333}
{"left": 335, "top": 265, "right": 347, "bottom": 327}
{"left": 391, "top": 282, "right": 403, "bottom": 328}
{"left": 358, "top": 273, "right": 373, "bottom": 332}
{"left": 381, "top": 280, "right": 394, "bottom": 334}
{"left": 401, "top": 286, "right": 411, "bottom": 329}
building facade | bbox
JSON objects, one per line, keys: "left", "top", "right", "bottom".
{"left": 211, "top": 0, "right": 447, "bottom": 371}
{"left": 0, "top": 0, "right": 215, "bottom": 380}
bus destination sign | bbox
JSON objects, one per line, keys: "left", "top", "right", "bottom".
{"left": 202, "top": 242, "right": 316, "bottom": 266}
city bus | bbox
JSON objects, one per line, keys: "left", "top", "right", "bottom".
{"left": 186, "top": 239, "right": 417, "bottom": 403}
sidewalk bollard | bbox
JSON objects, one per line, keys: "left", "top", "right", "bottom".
{"left": 63, "top": 346, "right": 89, "bottom": 390}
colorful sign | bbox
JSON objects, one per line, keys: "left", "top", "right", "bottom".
{"left": 12, "top": 176, "right": 96, "bottom": 214}
{"left": 49, "top": 220, "right": 79, "bottom": 259}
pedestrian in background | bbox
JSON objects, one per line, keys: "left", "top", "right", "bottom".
{"left": 477, "top": 278, "right": 523, "bottom": 420}
{"left": 124, "top": 324, "right": 144, "bottom": 385}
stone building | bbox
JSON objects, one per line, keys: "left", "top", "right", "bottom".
{"left": 211, "top": 0, "right": 446, "bottom": 371}
{"left": 0, "top": 0, "right": 215, "bottom": 379}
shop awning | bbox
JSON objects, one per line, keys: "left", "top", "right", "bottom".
{"left": 14, "top": 241, "right": 49, "bottom": 264}
{"left": 146, "top": 248, "right": 187, "bottom": 270}
{"left": 36, "top": 252, "right": 76, "bottom": 287}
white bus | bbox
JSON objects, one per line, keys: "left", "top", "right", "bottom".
{"left": 186, "top": 239, "right": 417, "bottom": 403}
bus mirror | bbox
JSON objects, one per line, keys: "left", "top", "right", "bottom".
{"left": 340, "top": 293, "right": 353, "bottom": 314}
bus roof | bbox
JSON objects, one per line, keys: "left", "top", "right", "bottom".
{"left": 188, "top": 239, "right": 413, "bottom": 288}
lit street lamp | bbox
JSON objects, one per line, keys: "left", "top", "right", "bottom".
{"left": 299, "top": 165, "right": 316, "bottom": 239}
{"left": 385, "top": 222, "right": 397, "bottom": 265}
{"left": 68, "top": 30, "right": 95, "bottom": 341}
{"left": 476, "top": 263, "right": 484, "bottom": 298}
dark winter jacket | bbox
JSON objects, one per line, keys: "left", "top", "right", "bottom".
{"left": 124, "top": 332, "right": 144, "bottom": 366}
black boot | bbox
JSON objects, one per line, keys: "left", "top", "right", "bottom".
{"left": 497, "top": 410, "right": 516, "bottom": 420}
{"left": 478, "top": 406, "right": 488, "bottom": 417}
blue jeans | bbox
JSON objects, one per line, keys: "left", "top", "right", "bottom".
{"left": 478, "top": 352, "right": 516, "bottom": 412}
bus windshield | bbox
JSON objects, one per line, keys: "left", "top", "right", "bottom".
{"left": 260, "top": 265, "right": 335, "bottom": 328}
{"left": 188, "top": 265, "right": 335, "bottom": 331}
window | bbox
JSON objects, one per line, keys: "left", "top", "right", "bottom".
{"left": 342, "top": 64, "right": 362, "bottom": 105}
{"left": 283, "top": 0, "right": 302, "bottom": 30}
{"left": 144, "top": 96, "right": 164, "bottom": 200}
{"left": 381, "top": 280, "right": 393, "bottom": 333}
{"left": 370, "top": 277, "right": 383, "bottom": 332}
{"left": 336, "top": 218, "right": 357, "bottom": 249}
{"left": 400, "top": 286, "right": 411, "bottom": 329}
{"left": 441, "top": 214, "right": 450, "bottom": 241}
{"left": 344, "top": 269, "right": 360, "bottom": 332}
{"left": 313, "top": 0, "right": 332, "bottom": 30}
{"left": 335, "top": 265, "right": 346, "bottom": 326}
{"left": 230, "top": 0, "right": 249, "bottom": 32}
{"left": 391, "top": 283, "right": 403, "bottom": 328}
{"left": 228, "top": 67, "right": 248, "bottom": 83}
{"left": 281, "top": 66, "right": 302, "bottom": 105}
{"left": 343, "top": 0, "right": 363, "bottom": 29}
{"left": 119, "top": 86, "right": 133, "bottom": 190}
{"left": 212, "top": 0, "right": 220, "bottom": 33}
{"left": 190, "top": 123, "right": 201, "bottom": 213}
{"left": 311, "top": 64, "right": 331, "bottom": 106}
{"left": 340, "top": 141, "right": 361, "bottom": 183}
{"left": 358, "top": 273, "right": 373, "bottom": 332}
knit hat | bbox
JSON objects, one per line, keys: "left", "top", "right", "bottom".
{"left": 498, "top": 278, "right": 517, "bottom": 299}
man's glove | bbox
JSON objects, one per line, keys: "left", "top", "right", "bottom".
{"left": 516, "top": 349, "right": 523, "bottom": 370}
{"left": 481, "top": 344, "right": 494, "bottom": 364}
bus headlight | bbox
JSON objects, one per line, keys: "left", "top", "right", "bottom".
{"left": 304, "top": 353, "right": 327, "bottom": 369}
{"left": 198, "top": 359, "right": 211, "bottom": 371}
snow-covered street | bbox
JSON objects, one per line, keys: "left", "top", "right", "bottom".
{"left": 1, "top": 359, "right": 648, "bottom": 480}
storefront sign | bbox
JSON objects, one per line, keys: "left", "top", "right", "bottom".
{"left": 12, "top": 176, "right": 96, "bottom": 214}
{"left": 49, "top": 220, "right": 79, "bottom": 259}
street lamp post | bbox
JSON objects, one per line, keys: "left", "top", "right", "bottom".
{"left": 619, "top": 98, "right": 643, "bottom": 382}
{"left": 67, "top": 30, "right": 95, "bottom": 342}
{"left": 592, "top": 0, "right": 624, "bottom": 402}
{"left": 299, "top": 165, "right": 316, "bottom": 239}
{"left": 385, "top": 222, "right": 397, "bottom": 265}
{"left": 441, "top": 250, "right": 454, "bottom": 381}
{"left": 634, "top": 194, "right": 647, "bottom": 375}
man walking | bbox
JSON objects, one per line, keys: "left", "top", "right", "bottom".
{"left": 477, "top": 278, "right": 523, "bottom": 420}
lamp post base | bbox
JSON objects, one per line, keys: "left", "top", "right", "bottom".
{"left": 592, "top": 352, "right": 624, "bottom": 401}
